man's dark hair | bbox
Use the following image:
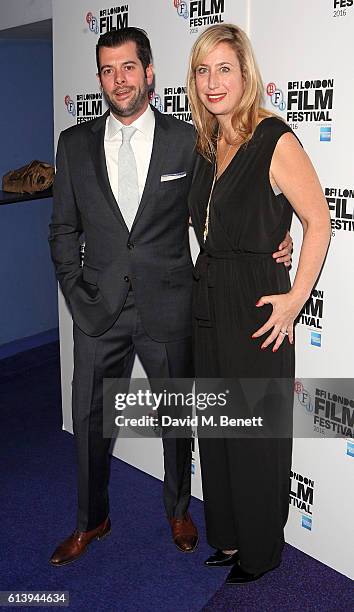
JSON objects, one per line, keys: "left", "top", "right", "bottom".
{"left": 96, "top": 27, "right": 153, "bottom": 73}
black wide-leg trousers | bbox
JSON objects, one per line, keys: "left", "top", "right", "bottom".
{"left": 72, "top": 290, "right": 193, "bottom": 531}
{"left": 198, "top": 436, "right": 292, "bottom": 574}
{"left": 193, "top": 269, "right": 294, "bottom": 575}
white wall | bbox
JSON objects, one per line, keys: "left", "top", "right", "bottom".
{"left": 0, "top": 0, "right": 52, "bottom": 31}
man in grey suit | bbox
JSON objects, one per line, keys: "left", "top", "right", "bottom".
{"left": 49, "top": 28, "right": 197, "bottom": 566}
{"left": 49, "top": 27, "right": 291, "bottom": 566}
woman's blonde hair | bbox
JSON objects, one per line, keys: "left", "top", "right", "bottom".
{"left": 187, "top": 23, "right": 272, "bottom": 161}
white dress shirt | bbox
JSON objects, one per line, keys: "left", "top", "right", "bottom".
{"left": 104, "top": 105, "right": 155, "bottom": 209}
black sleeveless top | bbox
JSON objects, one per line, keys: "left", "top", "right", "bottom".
{"left": 189, "top": 116, "right": 295, "bottom": 255}
{"left": 189, "top": 117, "right": 296, "bottom": 381}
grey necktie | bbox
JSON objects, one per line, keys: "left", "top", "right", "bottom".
{"left": 118, "top": 125, "right": 139, "bottom": 231}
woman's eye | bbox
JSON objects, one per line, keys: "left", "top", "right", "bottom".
{"left": 220, "top": 66, "right": 230, "bottom": 73}
{"left": 196, "top": 67, "right": 208, "bottom": 75}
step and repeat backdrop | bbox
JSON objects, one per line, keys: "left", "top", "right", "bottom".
{"left": 52, "top": 0, "right": 353, "bottom": 578}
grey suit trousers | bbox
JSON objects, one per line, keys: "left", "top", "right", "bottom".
{"left": 72, "top": 290, "right": 194, "bottom": 531}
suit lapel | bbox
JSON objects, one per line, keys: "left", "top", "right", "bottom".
{"left": 130, "top": 107, "right": 171, "bottom": 231}
{"left": 88, "top": 111, "right": 128, "bottom": 231}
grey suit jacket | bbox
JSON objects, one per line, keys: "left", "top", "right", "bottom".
{"left": 49, "top": 106, "right": 197, "bottom": 340}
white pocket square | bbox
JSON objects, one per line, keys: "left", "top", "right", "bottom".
{"left": 160, "top": 172, "right": 187, "bottom": 182}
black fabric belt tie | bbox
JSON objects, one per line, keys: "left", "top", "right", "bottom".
{"left": 193, "top": 251, "right": 215, "bottom": 328}
{"left": 193, "top": 250, "right": 272, "bottom": 328}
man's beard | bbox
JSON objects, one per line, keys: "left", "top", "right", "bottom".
{"left": 104, "top": 81, "right": 149, "bottom": 118}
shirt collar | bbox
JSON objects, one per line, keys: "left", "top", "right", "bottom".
{"left": 105, "top": 104, "right": 155, "bottom": 141}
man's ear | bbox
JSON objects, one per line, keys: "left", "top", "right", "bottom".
{"left": 146, "top": 64, "right": 154, "bottom": 87}
{"left": 96, "top": 73, "right": 102, "bottom": 89}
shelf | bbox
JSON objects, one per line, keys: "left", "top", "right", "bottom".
{"left": 0, "top": 188, "right": 53, "bottom": 206}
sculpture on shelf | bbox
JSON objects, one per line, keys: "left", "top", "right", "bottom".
{"left": 2, "top": 160, "right": 54, "bottom": 194}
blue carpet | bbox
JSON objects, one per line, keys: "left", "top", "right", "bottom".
{"left": 0, "top": 343, "right": 352, "bottom": 612}
{"left": 0, "top": 328, "right": 59, "bottom": 359}
{"left": 201, "top": 545, "right": 353, "bottom": 612}
{"left": 0, "top": 343, "right": 225, "bottom": 612}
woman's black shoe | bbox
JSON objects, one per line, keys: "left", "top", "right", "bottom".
{"left": 226, "top": 562, "right": 279, "bottom": 584}
{"left": 204, "top": 549, "right": 239, "bottom": 567}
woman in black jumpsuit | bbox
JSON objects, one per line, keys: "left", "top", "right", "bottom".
{"left": 187, "top": 25, "right": 331, "bottom": 583}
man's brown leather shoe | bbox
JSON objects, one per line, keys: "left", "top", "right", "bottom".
{"left": 169, "top": 512, "right": 198, "bottom": 552}
{"left": 49, "top": 517, "right": 111, "bottom": 566}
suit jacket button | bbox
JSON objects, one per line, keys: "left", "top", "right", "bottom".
{"left": 127, "top": 242, "right": 134, "bottom": 249}
{"left": 124, "top": 275, "right": 129, "bottom": 282}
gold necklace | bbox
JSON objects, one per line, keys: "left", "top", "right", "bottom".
{"left": 217, "top": 136, "right": 242, "bottom": 177}
{"left": 203, "top": 167, "right": 217, "bottom": 243}
{"left": 203, "top": 139, "right": 238, "bottom": 243}
{"left": 217, "top": 142, "right": 234, "bottom": 178}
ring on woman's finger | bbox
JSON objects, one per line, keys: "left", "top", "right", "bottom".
{"left": 279, "top": 330, "right": 288, "bottom": 336}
